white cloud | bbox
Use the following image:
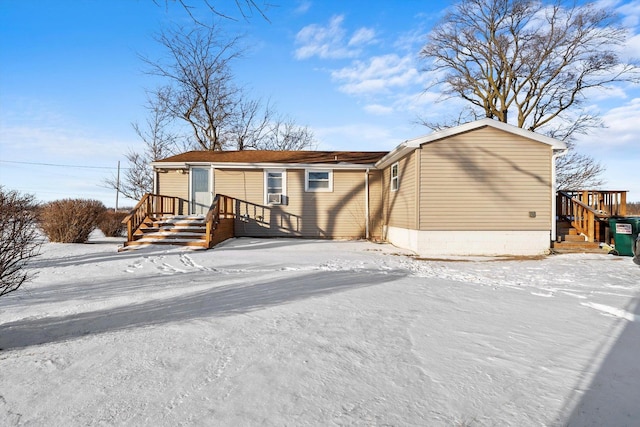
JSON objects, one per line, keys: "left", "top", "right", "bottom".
{"left": 616, "top": 0, "right": 640, "bottom": 28}
{"left": 393, "top": 27, "right": 429, "bottom": 53}
{"left": 348, "top": 27, "right": 376, "bottom": 47}
{"left": 313, "top": 123, "right": 398, "bottom": 151}
{"left": 579, "top": 97, "right": 640, "bottom": 147}
{"left": 576, "top": 97, "right": 640, "bottom": 199}
{"left": 621, "top": 32, "right": 640, "bottom": 61}
{"left": 294, "top": 1, "right": 312, "bottom": 15}
{"left": 331, "top": 54, "right": 426, "bottom": 96}
{"left": 294, "top": 15, "right": 376, "bottom": 60}
{"left": 364, "top": 104, "right": 394, "bottom": 115}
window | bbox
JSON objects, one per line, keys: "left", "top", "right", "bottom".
{"left": 264, "top": 169, "right": 286, "bottom": 205}
{"left": 391, "top": 162, "right": 399, "bottom": 191}
{"left": 305, "top": 169, "right": 333, "bottom": 192}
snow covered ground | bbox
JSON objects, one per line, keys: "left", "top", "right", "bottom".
{"left": 1, "top": 235, "right": 639, "bottom": 426}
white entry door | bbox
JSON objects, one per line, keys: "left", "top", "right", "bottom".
{"left": 191, "top": 167, "right": 211, "bottom": 215}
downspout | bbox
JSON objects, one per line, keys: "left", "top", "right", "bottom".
{"left": 365, "top": 168, "right": 370, "bottom": 240}
{"left": 552, "top": 148, "right": 568, "bottom": 242}
{"left": 153, "top": 168, "right": 158, "bottom": 195}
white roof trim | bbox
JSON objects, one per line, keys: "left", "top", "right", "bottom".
{"left": 376, "top": 118, "right": 568, "bottom": 169}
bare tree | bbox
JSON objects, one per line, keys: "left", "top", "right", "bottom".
{"left": 144, "top": 23, "right": 315, "bottom": 153}
{"left": 227, "top": 99, "right": 316, "bottom": 150}
{"left": 0, "top": 187, "right": 41, "bottom": 298}
{"left": 228, "top": 97, "right": 272, "bottom": 150}
{"left": 156, "top": 0, "right": 270, "bottom": 23}
{"left": 420, "top": 0, "right": 639, "bottom": 188}
{"left": 144, "top": 24, "right": 244, "bottom": 151}
{"left": 259, "top": 116, "right": 315, "bottom": 151}
{"left": 105, "top": 96, "right": 179, "bottom": 200}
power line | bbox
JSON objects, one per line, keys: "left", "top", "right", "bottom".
{"left": 0, "top": 160, "right": 130, "bottom": 170}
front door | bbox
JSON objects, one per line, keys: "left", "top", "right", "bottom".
{"left": 191, "top": 167, "right": 211, "bottom": 215}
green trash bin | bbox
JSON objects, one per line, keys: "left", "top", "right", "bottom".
{"left": 609, "top": 217, "right": 640, "bottom": 256}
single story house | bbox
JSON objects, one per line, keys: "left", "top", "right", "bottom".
{"left": 151, "top": 118, "right": 568, "bottom": 256}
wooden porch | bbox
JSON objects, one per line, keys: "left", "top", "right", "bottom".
{"left": 554, "top": 190, "right": 628, "bottom": 253}
{"left": 120, "top": 193, "right": 235, "bottom": 250}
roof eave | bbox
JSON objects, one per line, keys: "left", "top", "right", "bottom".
{"left": 404, "top": 118, "right": 568, "bottom": 150}
{"left": 151, "top": 161, "right": 378, "bottom": 170}
{"left": 375, "top": 142, "right": 416, "bottom": 169}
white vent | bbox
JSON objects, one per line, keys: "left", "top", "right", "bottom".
{"left": 267, "top": 193, "right": 282, "bottom": 205}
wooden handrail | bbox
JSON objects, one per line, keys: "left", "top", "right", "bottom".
{"left": 557, "top": 191, "right": 613, "bottom": 242}
{"left": 558, "top": 189, "right": 628, "bottom": 216}
{"left": 204, "top": 196, "right": 220, "bottom": 248}
{"left": 121, "top": 193, "right": 180, "bottom": 242}
{"left": 204, "top": 194, "right": 234, "bottom": 248}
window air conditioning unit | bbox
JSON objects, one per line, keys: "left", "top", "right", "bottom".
{"left": 267, "top": 193, "right": 282, "bottom": 205}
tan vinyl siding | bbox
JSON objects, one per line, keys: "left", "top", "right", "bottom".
{"left": 214, "top": 168, "right": 371, "bottom": 239}
{"left": 292, "top": 169, "right": 369, "bottom": 238}
{"left": 214, "top": 169, "right": 263, "bottom": 201}
{"left": 214, "top": 169, "right": 269, "bottom": 237}
{"left": 156, "top": 170, "right": 189, "bottom": 214}
{"left": 383, "top": 152, "right": 417, "bottom": 230}
{"left": 419, "top": 126, "right": 552, "bottom": 231}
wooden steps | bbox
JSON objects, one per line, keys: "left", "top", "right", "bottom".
{"left": 552, "top": 221, "right": 610, "bottom": 254}
{"left": 122, "top": 215, "right": 209, "bottom": 250}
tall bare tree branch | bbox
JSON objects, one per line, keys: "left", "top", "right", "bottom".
{"left": 143, "top": 24, "right": 244, "bottom": 151}
{"left": 154, "top": 0, "right": 271, "bottom": 23}
{"left": 142, "top": 23, "right": 315, "bottom": 153}
{"left": 420, "top": 0, "right": 639, "bottom": 188}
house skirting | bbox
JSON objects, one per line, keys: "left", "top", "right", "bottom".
{"left": 386, "top": 227, "right": 551, "bottom": 256}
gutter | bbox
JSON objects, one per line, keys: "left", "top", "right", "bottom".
{"left": 365, "top": 168, "right": 370, "bottom": 239}
{"left": 552, "top": 148, "right": 569, "bottom": 242}
{"left": 151, "top": 161, "right": 377, "bottom": 171}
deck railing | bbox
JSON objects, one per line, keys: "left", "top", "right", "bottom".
{"left": 204, "top": 194, "right": 235, "bottom": 248}
{"left": 121, "top": 193, "right": 181, "bottom": 242}
{"left": 559, "top": 190, "right": 627, "bottom": 216}
{"left": 557, "top": 190, "right": 627, "bottom": 243}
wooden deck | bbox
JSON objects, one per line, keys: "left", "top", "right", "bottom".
{"left": 554, "top": 190, "right": 629, "bottom": 253}
{"left": 120, "top": 194, "right": 235, "bottom": 250}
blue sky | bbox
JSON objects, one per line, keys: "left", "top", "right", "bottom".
{"left": 1, "top": 0, "right": 639, "bottom": 207}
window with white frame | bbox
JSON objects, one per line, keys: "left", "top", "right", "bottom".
{"left": 391, "top": 162, "right": 399, "bottom": 191}
{"left": 305, "top": 169, "right": 333, "bottom": 192}
{"left": 265, "top": 169, "right": 286, "bottom": 205}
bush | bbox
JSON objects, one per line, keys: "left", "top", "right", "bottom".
{"left": 627, "top": 202, "right": 640, "bottom": 216}
{"left": 39, "top": 199, "right": 106, "bottom": 243}
{"left": 98, "top": 210, "right": 128, "bottom": 237}
{"left": 0, "top": 187, "right": 42, "bottom": 297}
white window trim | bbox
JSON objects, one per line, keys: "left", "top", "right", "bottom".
{"left": 391, "top": 162, "right": 399, "bottom": 192}
{"left": 305, "top": 169, "right": 333, "bottom": 192}
{"left": 264, "top": 169, "right": 287, "bottom": 205}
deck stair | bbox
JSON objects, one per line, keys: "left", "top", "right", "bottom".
{"left": 552, "top": 220, "right": 607, "bottom": 254}
{"left": 554, "top": 190, "right": 630, "bottom": 254}
{"left": 123, "top": 215, "right": 209, "bottom": 249}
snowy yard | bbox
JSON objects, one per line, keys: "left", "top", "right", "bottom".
{"left": 1, "top": 236, "right": 639, "bottom": 426}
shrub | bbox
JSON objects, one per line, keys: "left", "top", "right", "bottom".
{"left": 98, "top": 210, "right": 128, "bottom": 237}
{"left": 627, "top": 202, "right": 640, "bottom": 216}
{"left": 0, "top": 187, "right": 42, "bottom": 297}
{"left": 39, "top": 199, "right": 106, "bottom": 243}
